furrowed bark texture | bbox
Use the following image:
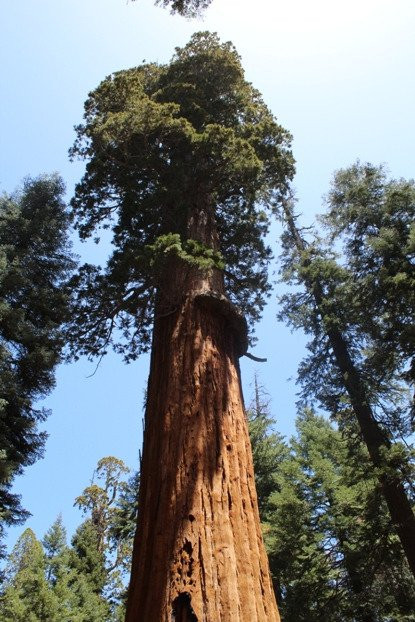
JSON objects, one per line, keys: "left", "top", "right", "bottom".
{"left": 126, "top": 298, "right": 279, "bottom": 621}
{"left": 126, "top": 208, "right": 280, "bottom": 621}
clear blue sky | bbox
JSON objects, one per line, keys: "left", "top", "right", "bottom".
{"left": 1, "top": 0, "right": 414, "bottom": 551}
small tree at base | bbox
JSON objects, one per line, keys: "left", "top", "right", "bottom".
{"left": 0, "top": 528, "right": 58, "bottom": 621}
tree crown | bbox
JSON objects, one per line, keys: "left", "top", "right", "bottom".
{"left": 69, "top": 32, "right": 294, "bottom": 361}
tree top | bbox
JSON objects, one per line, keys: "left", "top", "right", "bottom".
{"left": 69, "top": 32, "right": 294, "bottom": 361}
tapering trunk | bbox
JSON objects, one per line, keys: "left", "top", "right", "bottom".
{"left": 284, "top": 208, "right": 415, "bottom": 580}
{"left": 126, "top": 206, "right": 280, "bottom": 621}
{"left": 325, "top": 326, "right": 415, "bottom": 579}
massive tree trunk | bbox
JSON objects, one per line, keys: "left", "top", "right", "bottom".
{"left": 126, "top": 207, "right": 280, "bottom": 621}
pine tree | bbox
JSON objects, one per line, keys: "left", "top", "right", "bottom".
{"left": 247, "top": 376, "right": 289, "bottom": 520}
{"left": 42, "top": 516, "right": 99, "bottom": 622}
{"left": 253, "top": 407, "right": 415, "bottom": 621}
{"left": 74, "top": 457, "right": 129, "bottom": 555}
{"left": 74, "top": 456, "right": 133, "bottom": 619}
{"left": 68, "top": 520, "right": 111, "bottom": 620}
{"left": 108, "top": 470, "right": 140, "bottom": 618}
{"left": 69, "top": 31, "right": 294, "bottom": 620}
{"left": 251, "top": 409, "right": 344, "bottom": 621}
{"left": 321, "top": 162, "right": 415, "bottom": 425}
{"left": 43, "top": 514, "right": 67, "bottom": 584}
{"left": 0, "top": 457, "right": 137, "bottom": 622}
{"left": 109, "top": 470, "right": 139, "bottom": 548}
{"left": 0, "top": 176, "right": 75, "bottom": 553}
{"left": 278, "top": 170, "right": 415, "bottom": 578}
{"left": 0, "top": 528, "right": 59, "bottom": 621}
{"left": 292, "top": 410, "right": 415, "bottom": 621}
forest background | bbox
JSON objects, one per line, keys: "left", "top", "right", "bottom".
{"left": 1, "top": 0, "right": 414, "bottom": 561}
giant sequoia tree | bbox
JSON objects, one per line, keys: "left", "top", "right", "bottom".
{"left": 69, "top": 32, "right": 294, "bottom": 620}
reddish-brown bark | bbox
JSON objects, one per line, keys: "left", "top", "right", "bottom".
{"left": 126, "top": 204, "right": 280, "bottom": 620}
{"left": 126, "top": 215, "right": 276, "bottom": 619}
{"left": 125, "top": 292, "right": 280, "bottom": 621}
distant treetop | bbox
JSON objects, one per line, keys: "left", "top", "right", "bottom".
{"left": 133, "top": 0, "right": 213, "bottom": 18}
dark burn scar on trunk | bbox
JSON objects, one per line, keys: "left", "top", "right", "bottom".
{"left": 172, "top": 592, "right": 198, "bottom": 621}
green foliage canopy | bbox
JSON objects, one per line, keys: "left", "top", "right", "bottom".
{"left": 0, "top": 528, "right": 59, "bottom": 621}
{"left": 279, "top": 163, "right": 415, "bottom": 438}
{"left": 69, "top": 32, "right": 294, "bottom": 361}
{"left": 73, "top": 456, "right": 137, "bottom": 618}
{"left": 0, "top": 457, "right": 137, "bottom": 621}
{"left": 249, "top": 401, "right": 415, "bottom": 621}
{"left": 322, "top": 162, "right": 415, "bottom": 407}
{"left": 278, "top": 161, "right": 415, "bottom": 579}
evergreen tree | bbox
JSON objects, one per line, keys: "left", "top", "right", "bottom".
{"left": 291, "top": 410, "right": 415, "bottom": 621}
{"left": 74, "top": 457, "right": 129, "bottom": 555}
{"left": 69, "top": 31, "right": 294, "bottom": 621}
{"left": 252, "top": 407, "right": 415, "bottom": 621}
{"left": 68, "top": 520, "right": 111, "bottom": 620}
{"left": 0, "top": 520, "right": 111, "bottom": 621}
{"left": 108, "top": 470, "right": 140, "bottom": 596}
{"left": 132, "top": 0, "right": 212, "bottom": 18}
{"left": 48, "top": 458, "right": 135, "bottom": 622}
{"left": 0, "top": 176, "right": 75, "bottom": 553}
{"left": 109, "top": 470, "right": 139, "bottom": 547}
{"left": 247, "top": 376, "right": 288, "bottom": 519}
{"left": 73, "top": 456, "right": 135, "bottom": 620}
{"left": 248, "top": 406, "right": 344, "bottom": 621}
{"left": 43, "top": 514, "right": 67, "bottom": 584}
{"left": 321, "top": 162, "right": 415, "bottom": 425}
{"left": 0, "top": 528, "right": 58, "bottom": 621}
{"left": 42, "top": 516, "right": 105, "bottom": 622}
{"left": 278, "top": 168, "right": 415, "bottom": 578}
{"left": 267, "top": 448, "right": 343, "bottom": 621}
{"left": 0, "top": 456, "right": 136, "bottom": 622}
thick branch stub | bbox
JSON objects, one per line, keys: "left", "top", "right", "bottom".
{"left": 193, "top": 291, "right": 248, "bottom": 357}
{"left": 244, "top": 352, "right": 267, "bottom": 363}
{"left": 172, "top": 592, "right": 198, "bottom": 621}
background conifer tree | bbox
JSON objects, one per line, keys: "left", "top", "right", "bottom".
{"left": 0, "top": 176, "right": 75, "bottom": 558}
{"left": 278, "top": 163, "right": 415, "bottom": 578}
{"left": 0, "top": 528, "right": 58, "bottom": 621}
{"left": 73, "top": 456, "right": 134, "bottom": 620}
{"left": 248, "top": 393, "right": 415, "bottom": 621}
